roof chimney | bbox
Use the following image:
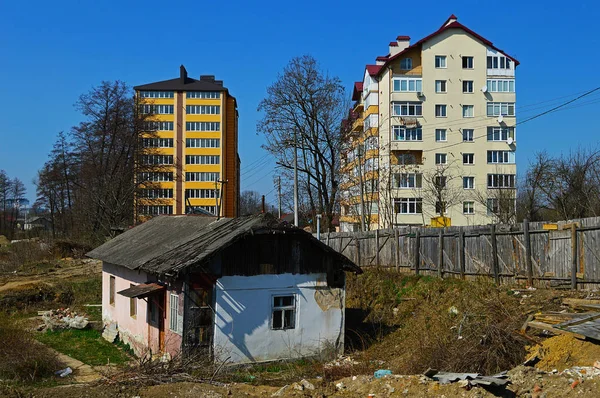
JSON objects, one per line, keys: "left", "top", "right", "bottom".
{"left": 180, "top": 65, "right": 188, "bottom": 84}
{"left": 390, "top": 36, "right": 411, "bottom": 55}
{"left": 200, "top": 75, "right": 215, "bottom": 82}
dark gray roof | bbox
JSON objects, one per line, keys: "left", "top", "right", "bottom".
{"left": 134, "top": 77, "right": 227, "bottom": 92}
{"left": 87, "top": 214, "right": 361, "bottom": 276}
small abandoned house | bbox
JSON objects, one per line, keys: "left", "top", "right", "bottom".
{"left": 87, "top": 213, "right": 361, "bottom": 364}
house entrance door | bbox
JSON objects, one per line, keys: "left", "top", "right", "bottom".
{"left": 188, "top": 285, "right": 213, "bottom": 356}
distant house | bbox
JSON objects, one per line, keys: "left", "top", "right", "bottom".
{"left": 24, "top": 216, "right": 53, "bottom": 231}
{"left": 87, "top": 213, "right": 361, "bottom": 364}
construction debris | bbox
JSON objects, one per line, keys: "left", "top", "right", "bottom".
{"left": 422, "top": 368, "right": 509, "bottom": 387}
{"left": 40, "top": 308, "right": 89, "bottom": 330}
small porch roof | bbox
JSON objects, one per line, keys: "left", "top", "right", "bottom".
{"left": 117, "top": 283, "right": 165, "bottom": 299}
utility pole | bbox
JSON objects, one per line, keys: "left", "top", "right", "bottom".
{"left": 277, "top": 176, "right": 282, "bottom": 219}
{"left": 357, "top": 144, "right": 366, "bottom": 232}
{"left": 293, "top": 128, "right": 299, "bottom": 227}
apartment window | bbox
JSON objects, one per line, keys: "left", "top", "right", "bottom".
{"left": 185, "top": 172, "right": 220, "bottom": 182}
{"left": 488, "top": 174, "right": 516, "bottom": 188}
{"left": 435, "top": 201, "right": 446, "bottom": 214}
{"left": 109, "top": 276, "right": 115, "bottom": 306}
{"left": 185, "top": 189, "right": 219, "bottom": 199}
{"left": 139, "top": 91, "right": 174, "bottom": 98}
{"left": 487, "top": 102, "right": 515, "bottom": 117}
{"left": 487, "top": 198, "right": 499, "bottom": 215}
{"left": 435, "top": 176, "right": 447, "bottom": 188}
{"left": 463, "top": 153, "right": 474, "bottom": 165}
{"left": 130, "top": 284, "right": 137, "bottom": 318}
{"left": 186, "top": 105, "right": 221, "bottom": 115}
{"left": 186, "top": 91, "right": 220, "bottom": 99}
{"left": 186, "top": 138, "right": 220, "bottom": 148}
{"left": 400, "top": 58, "right": 412, "bottom": 70}
{"left": 140, "top": 104, "right": 174, "bottom": 114}
{"left": 487, "top": 127, "right": 515, "bottom": 141}
{"left": 138, "top": 172, "right": 173, "bottom": 182}
{"left": 144, "top": 121, "right": 174, "bottom": 131}
{"left": 435, "top": 55, "right": 447, "bottom": 68}
{"left": 487, "top": 79, "right": 515, "bottom": 93}
{"left": 139, "top": 189, "right": 173, "bottom": 199}
{"left": 392, "top": 102, "right": 423, "bottom": 116}
{"left": 463, "top": 129, "right": 474, "bottom": 142}
{"left": 140, "top": 155, "right": 174, "bottom": 165}
{"left": 435, "top": 153, "right": 447, "bottom": 165}
{"left": 141, "top": 138, "right": 174, "bottom": 148}
{"left": 272, "top": 295, "right": 296, "bottom": 330}
{"left": 462, "top": 56, "right": 474, "bottom": 69}
{"left": 394, "top": 198, "right": 422, "bottom": 214}
{"left": 463, "top": 201, "right": 475, "bottom": 214}
{"left": 435, "top": 105, "right": 447, "bottom": 117}
{"left": 169, "top": 293, "right": 180, "bottom": 332}
{"left": 463, "top": 176, "right": 475, "bottom": 189}
{"left": 139, "top": 205, "right": 173, "bottom": 215}
{"left": 364, "top": 136, "right": 379, "bottom": 150}
{"left": 435, "top": 129, "right": 447, "bottom": 142}
{"left": 393, "top": 78, "right": 422, "bottom": 92}
{"left": 393, "top": 127, "right": 422, "bottom": 141}
{"left": 435, "top": 80, "right": 447, "bottom": 93}
{"left": 185, "top": 155, "right": 220, "bottom": 165}
{"left": 396, "top": 173, "right": 422, "bottom": 188}
{"left": 396, "top": 153, "right": 418, "bottom": 165}
{"left": 487, "top": 55, "right": 512, "bottom": 69}
{"left": 487, "top": 150, "right": 516, "bottom": 164}
{"left": 186, "top": 122, "right": 221, "bottom": 131}
{"left": 463, "top": 105, "right": 474, "bottom": 118}
{"left": 462, "top": 81, "right": 474, "bottom": 93}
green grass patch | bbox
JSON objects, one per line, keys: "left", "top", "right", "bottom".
{"left": 35, "top": 328, "right": 131, "bottom": 366}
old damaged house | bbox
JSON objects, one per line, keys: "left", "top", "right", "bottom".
{"left": 87, "top": 213, "right": 361, "bottom": 364}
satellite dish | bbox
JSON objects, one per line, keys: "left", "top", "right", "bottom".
{"left": 481, "top": 85, "right": 488, "bottom": 93}
{"left": 497, "top": 114, "right": 504, "bottom": 123}
{"left": 507, "top": 137, "right": 514, "bottom": 145}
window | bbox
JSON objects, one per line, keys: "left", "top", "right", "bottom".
{"left": 364, "top": 136, "right": 378, "bottom": 150}
{"left": 186, "top": 105, "right": 220, "bottom": 114}
{"left": 487, "top": 102, "right": 515, "bottom": 117}
{"left": 396, "top": 173, "right": 422, "bottom": 188}
{"left": 435, "top": 153, "right": 447, "bottom": 165}
{"left": 140, "top": 104, "right": 174, "bottom": 114}
{"left": 185, "top": 155, "right": 220, "bottom": 165}
{"left": 435, "top": 105, "right": 447, "bottom": 117}
{"left": 130, "top": 284, "right": 137, "bottom": 318}
{"left": 109, "top": 276, "right": 115, "bottom": 306}
{"left": 139, "top": 205, "right": 173, "bottom": 215}
{"left": 462, "top": 129, "right": 474, "bottom": 142}
{"left": 139, "top": 91, "right": 174, "bottom": 98}
{"left": 487, "top": 198, "right": 499, "bottom": 215}
{"left": 463, "top": 176, "right": 475, "bottom": 189}
{"left": 487, "top": 55, "right": 512, "bottom": 69}
{"left": 186, "top": 122, "right": 221, "bottom": 131}
{"left": 272, "top": 295, "right": 295, "bottom": 330}
{"left": 185, "top": 172, "right": 220, "bottom": 182}
{"left": 462, "top": 56, "right": 473, "bottom": 69}
{"left": 141, "top": 138, "right": 174, "bottom": 148}
{"left": 170, "top": 293, "right": 180, "bottom": 332}
{"left": 487, "top": 174, "right": 516, "bottom": 188}
{"left": 463, "top": 201, "right": 475, "bottom": 214}
{"left": 435, "top": 176, "right": 447, "bottom": 188}
{"left": 140, "top": 155, "right": 174, "bottom": 165}
{"left": 139, "top": 189, "right": 173, "bottom": 199}
{"left": 185, "top": 189, "right": 219, "bottom": 199}
{"left": 392, "top": 102, "right": 423, "bottom": 116}
{"left": 463, "top": 153, "right": 474, "bottom": 165}
{"left": 487, "top": 150, "right": 516, "bottom": 164}
{"left": 144, "top": 121, "right": 174, "bottom": 131}
{"left": 400, "top": 58, "right": 412, "bottom": 70}
{"left": 435, "top": 55, "right": 447, "bottom": 68}
{"left": 186, "top": 91, "right": 220, "bottom": 99}
{"left": 138, "top": 172, "right": 173, "bottom": 182}
{"left": 462, "top": 105, "right": 474, "bottom": 118}
{"left": 487, "top": 79, "right": 515, "bottom": 92}
{"left": 462, "top": 81, "right": 474, "bottom": 93}
{"left": 435, "top": 129, "right": 447, "bottom": 142}
{"left": 487, "top": 127, "right": 515, "bottom": 141}
{"left": 393, "top": 126, "right": 422, "bottom": 141}
{"left": 394, "top": 198, "right": 422, "bottom": 214}
{"left": 435, "top": 80, "right": 447, "bottom": 93}
{"left": 393, "top": 78, "right": 422, "bottom": 92}
{"left": 396, "top": 152, "right": 418, "bottom": 165}
{"left": 186, "top": 138, "right": 220, "bottom": 148}
{"left": 435, "top": 201, "right": 446, "bottom": 214}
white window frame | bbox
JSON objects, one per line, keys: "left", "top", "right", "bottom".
{"left": 462, "top": 105, "right": 474, "bottom": 118}
{"left": 463, "top": 153, "right": 474, "bottom": 165}
{"left": 487, "top": 79, "right": 515, "bottom": 93}
{"left": 487, "top": 127, "right": 515, "bottom": 141}
{"left": 392, "top": 102, "right": 423, "bottom": 117}
{"left": 435, "top": 104, "right": 447, "bottom": 118}
{"left": 400, "top": 58, "right": 413, "bottom": 70}
{"left": 169, "top": 293, "right": 180, "bottom": 332}
{"left": 395, "top": 198, "right": 422, "bottom": 214}
{"left": 487, "top": 150, "right": 516, "bottom": 164}
{"left": 393, "top": 78, "right": 422, "bottom": 92}
{"left": 435, "top": 55, "right": 447, "bottom": 68}
{"left": 272, "top": 295, "right": 296, "bottom": 330}
{"left": 462, "top": 129, "right": 474, "bottom": 142}
{"left": 487, "top": 174, "right": 516, "bottom": 188}
{"left": 463, "top": 201, "right": 475, "bottom": 214}
{"left": 435, "top": 153, "right": 447, "bottom": 165}
{"left": 462, "top": 80, "right": 474, "bottom": 93}
{"left": 393, "top": 126, "right": 423, "bottom": 142}
{"left": 435, "top": 80, "right": 447, "bottom": 93}
{"left": 435, "top": 129, "right": 447, "bottom": 142}
{"left": 463, "top": 176, "right": 475, "bottom": 189}
{"left": 396, "top": 173, "right": 422, "bottom": 189}
{"left": 462, "top": 56, "right": 474, "bottom": 69}
{"left": 487, "top": 102, "right": 515, "bottom": 117}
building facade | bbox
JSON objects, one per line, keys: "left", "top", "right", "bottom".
{"left": 134, "top": 66, "right": 239, "bottom": 220}
{"left": 340, "top": 15, "right": 518, "bottom": 231}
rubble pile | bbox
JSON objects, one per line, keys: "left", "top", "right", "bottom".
{"left": 40, "top": 308, "right": 89, "bottom": 331}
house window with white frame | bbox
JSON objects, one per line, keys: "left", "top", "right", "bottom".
{"left": 400, "top": 58, "right": 412, "bottom": 70}
{"left": 487, "top": 127, "right": 515, "bottom": 141}
{"left": 393, "top": 78, "right": 422, "bottom": 92}
{"left": 487, "top": 150, "right": 516, "bottom": 164}
{"left": 393, "top": 126, "right": 422, "bottom": 141}
{"left": 487, "top": 174, "right": 516, "bottom": 188}
{"left": 396, "top": 173, "right": 422, "bottom": 189}
{"left": 435, "top": 129, "right": 447, "bottom": 142}
{"left": 392, "top": 102, "right": 423, "bottom": 117}
{"left": 462, "top": 81, "right": 474, "bottom": 93}
{"left": 272, "top": 295, "right": 296, "bottom": 330}
{"left": 435, "top": 80, "right": 446, "bottom": 93}
{"left": 463, "top": 176, "right": 475, "bottom": 189}
{"left": 463, "top": 153, "right": 474, "bottom": 165}
{"left": 170, "top": 293, "right": 180, "bottom": 332}
{"left": 487, "top": 79, "right": 515, "bottom": 93}
{"left": 435, "top": 153, "right": 447, "bottom": 165}
{"left": 487, "top": 102, "right": 515, "bottom": 117}
{"left": 394, "top": 198, "right": 422, "bottom": 214}
{"left": 463, "top": 201, "right": 475, "bottom": 214}
{"left": 462, "top": 56, "right": 474, "bottom": 69}
{"left": 435, "top": 55, "right": 447, "bottom": 68}
{"left": 463, "top": 129, "right": 474, "bottom": 142}
{"left": 435, "top": 104, "right": 447, "bottom": 117}
{"left": 463, "top": 105, "right": 474, "bottom": 118}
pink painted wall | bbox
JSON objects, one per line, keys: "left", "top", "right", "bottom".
{"left": 164, "top": 281, "right": 183, "bottom": 358}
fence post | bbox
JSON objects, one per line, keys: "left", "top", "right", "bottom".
{"left": 491, "top": 224, "right": 499, "bottom": 285}
{"left": 414, "top": 229, "right": 421, "bottom": 275}
{"left": 523, "top": 219, "right": 533, "bottom": 287}
{"left": 356, "top": 237, "right": 361, "bottom": 268}
{"left": 326, "top": 232, "right": 330, "bottom": 247}
{"left": 571, "top": 224, "right": 578, "bottom": 290}
{"left": 438, "top": 228, "right": 444, "bottom": 279}
{"left": 459, "top": 227, "right": 465, "bottom": 279}
{"left": 375, "top": 229, "right": 380, "bottom": 267}
{"left": 394, "top": 229, "right": 400, "bottom": 272}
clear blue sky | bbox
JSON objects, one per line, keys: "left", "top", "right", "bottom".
{"left": 1, "top": 0, "right": 599, "bottom": 205}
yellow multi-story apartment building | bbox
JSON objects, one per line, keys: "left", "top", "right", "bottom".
{"left": 134, "top": 65, "right": 239, "bottom": 220}
{"left": 340, "top": 15, "right": 518, "bottom": 231}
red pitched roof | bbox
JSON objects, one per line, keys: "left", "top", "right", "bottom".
{"left": 396, "top": 35, "right": 410, "bottom": 41}
{"left": 366, "top": 65, "right": 382, "bottom": 76}
{"left": 376, "top": 56, "right": 389, "bottom": 62}
{"left": 389, "top": 42, "right": 398, "bottom": 47}
{"left": 352, "top": 82, "right": 363, "bottom": 101}
{"left": 377, "top": 14, "right": 519, "bottom": 77}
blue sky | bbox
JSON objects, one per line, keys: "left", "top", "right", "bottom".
{"left": 1, "top": 0, "right": 599, "bottom": 205}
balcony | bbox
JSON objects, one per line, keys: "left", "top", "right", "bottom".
{"left": 351, "top": 118, "right": 364, "bottom": 133}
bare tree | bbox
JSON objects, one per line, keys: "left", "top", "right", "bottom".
{"left": 258, "top": 55, "right": 348, "bottom": 231}
{"left": 239, "top": 191, "right": 263, "bottom": 215}
{"left": 418, "top": 162, "right": 464, "bottom": 226}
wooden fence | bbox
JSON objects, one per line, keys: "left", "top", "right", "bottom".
{"left": 318, "top": 216, "right": 600, "bottom": 289}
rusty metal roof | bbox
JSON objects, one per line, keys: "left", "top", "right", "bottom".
{"left": 117, "top": 283, "right": 165, "bottom": 298}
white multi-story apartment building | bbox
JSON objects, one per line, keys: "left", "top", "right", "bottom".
{"left": 340, "top": 15, "right": 518, "bottom": 231}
